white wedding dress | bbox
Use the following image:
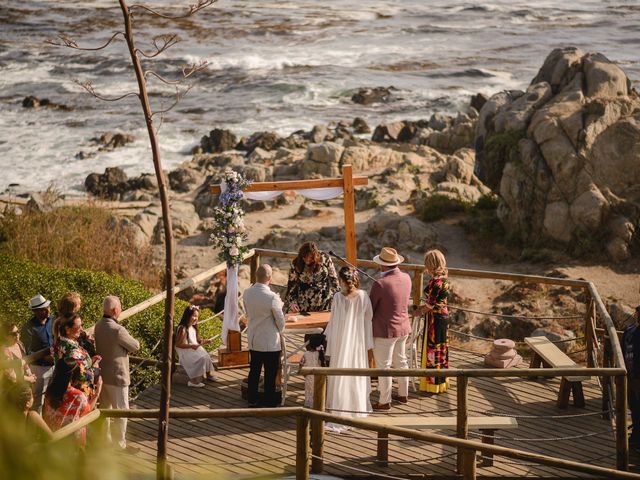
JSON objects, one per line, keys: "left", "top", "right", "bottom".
{"left": 324, "top": 289, "right": 374, "bottom": 432}
{"left": 175, "top": 326, "right": 214, "bottom": 379}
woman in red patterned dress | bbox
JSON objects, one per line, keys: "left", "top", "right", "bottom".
{"left": 415, "top": 249, "right": 450, "bottom": 393}
{"left": 43, "top": 358, "right": 102, "bottom": 446}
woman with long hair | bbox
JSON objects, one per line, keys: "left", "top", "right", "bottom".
{"left": 284, "top": 241, "right": 339, "bottom": 313}
{"left": 175, "top": 305, "right": 217, "bottom": 388}
{"left": 8, "top": 381, "right": 52, "bottom": 441}
{"left": 324, "top": 266, "right": 374, "bottom": 431}
{"left": 415, "top": 249, "right": 450, "bottom": 393}
{"left": 43, "top": 358, "right": 101, "bottom": 445}
{"left": 54, "top": 314, "right": 99, "bottom": 401}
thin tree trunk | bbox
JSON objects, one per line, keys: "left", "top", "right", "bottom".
{"left": 118, "top": 2, "right": 175, "bottom": 478}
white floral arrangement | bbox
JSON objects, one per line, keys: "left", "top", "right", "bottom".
{"left": 210, "top": 169, "right": 252, "bottom": 266}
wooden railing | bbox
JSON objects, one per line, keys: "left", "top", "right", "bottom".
{"left": 21, "top": 246, "right": 626, "bottom": 478}
{"left": 100, "top": 398, "right": 640, "bottom": 480}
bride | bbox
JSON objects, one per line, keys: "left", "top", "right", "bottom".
{"left": 324, "top": 266, "right": 373, "bottom": 432}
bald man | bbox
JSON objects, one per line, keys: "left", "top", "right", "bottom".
{"left": 95, "top": 295, "right": 140, "bottom": 453}
{"left": 243, "top": 264, "right": 285, "bottom": 407}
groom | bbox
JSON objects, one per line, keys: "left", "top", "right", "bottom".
{"left": 370, "top": 247, "right": 412, "bottom": 410}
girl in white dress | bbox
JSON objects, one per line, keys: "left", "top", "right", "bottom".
{"left": 299, "top": 334, "right": 326, "bottom": 407}
{"left": 324, "top": 267, "right": 374, "bottom": 432}
{"left": 175, "top": 306, "right": 217, "bottom": 388}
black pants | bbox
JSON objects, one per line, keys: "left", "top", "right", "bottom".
{"left": 629, "top": 378, "right": 640, "bottom": 441}
{"left": 248, "top": 350, "right": 280, "bottom": 407}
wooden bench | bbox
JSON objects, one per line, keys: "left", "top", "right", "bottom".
{"left": 525, "top": 336, "right": 590, "bottom": 409}
{"left": 366, "top": 416, "right": 517, "bottom": 467}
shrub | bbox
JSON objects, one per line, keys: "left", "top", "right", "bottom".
{"left": 482, "top": 129, "right": 525, "bottom": 190}
{"left": 418, "top": 194, "right": 470, "bottom": 222}
{"left": 0, "top": 205, "right": 161, "bottom": 289}
{"left": 0, "top": 255, "right": 221, "bottom": 396}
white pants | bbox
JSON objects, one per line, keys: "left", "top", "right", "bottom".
{"left": 100, "top": 384, "right": 129, "bottom": 448}
{"left": 31, "top": 364, "right": 53, "bottom": 413}
{"left": 373, "top": 336, "right": 409, "bottom": 404}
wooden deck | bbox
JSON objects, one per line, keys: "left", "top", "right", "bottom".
{"left": 122, "top": 344, "right": 623, "bottom": 479}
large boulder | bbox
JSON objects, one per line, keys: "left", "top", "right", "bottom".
{"left": 198, "top": 128, "right": 237, "bottom": 153}
{"left": 475, "top": 47, "right": 640, "bottom": 260}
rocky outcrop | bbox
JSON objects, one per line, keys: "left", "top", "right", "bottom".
{"left": 22, "top": 96, "right": 73, "bottom": 111}
{"left": 351, "top": 87, "right": 393, "bottom": 105}
{"left": 197, "top": 128, "right": 238, "bottom": 154}
{"left": 85, "top": 167, "right": 159, "bottom": 200}
{"left": 92, "top": 132, "right": 135, "bottom": 150}
{"left": 475, "top": 47, "right": 640, "bottom": 261}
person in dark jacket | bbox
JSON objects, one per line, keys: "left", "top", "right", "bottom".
{"left": 622, "top": 304, "right": 640, "bottom": 448}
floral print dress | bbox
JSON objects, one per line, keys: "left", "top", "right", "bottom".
{"left": 420, "top": 276, "right": 450, "bottom": 393}
{"left": 54, "top": 337, "right": 97, "bottom": 401}
{"left": 43, "top": 386, "right": 91, "bottom": 445}
{"left": 284, "top": 251, "right": 339, "bottom": 312}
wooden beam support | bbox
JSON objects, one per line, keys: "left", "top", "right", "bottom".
{"left": 616, "top": 374, "right": 629, "bottom": 470}
{"left": 296, "top": 414, "right": 310, "bottom": 480}
{"left": 457, "top": 376, "right": 469, "bottom": 473}
{"left": 342, "top": 164, "right": 357, "bottom": 265}
{"left": 311, "top": 373, "right": 327, "bottom": 474}
{"left": 209, "top": 176, "right": 368, "bottom": 193}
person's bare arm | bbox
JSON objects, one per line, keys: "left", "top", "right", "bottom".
{"left": 27, "top": 411, "right": 52, "bottom": 440}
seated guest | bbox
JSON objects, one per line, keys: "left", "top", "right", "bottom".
{"left": 54, "top": 314, "right": 99, "bottom": 402}
{"left": 21, "top": 294, "right": 55, "bottom": 412}
{"left": 9, "top": 381, "right": 52, "bottom": 441}
{"left": 43, "top": 359, "right": 101, "bottom": 446}
{"left": 284, "top": 241, "right": 339, "bottom": 313}
{"left": 175, "top": 305, "right": 217, "bottom": 388}
{"left": 2, "top": 323, "right": 37, "bottom": 384}
{"left": 244, "top": 264, "right": 285, "bottom": 407}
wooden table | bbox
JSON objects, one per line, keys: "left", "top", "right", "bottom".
{"left": 284, "top": 311, "right": 330, "bottom": 331}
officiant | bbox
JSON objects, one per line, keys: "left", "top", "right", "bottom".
{"left": 284, "top": 242, "right": 339, "bottom": 313}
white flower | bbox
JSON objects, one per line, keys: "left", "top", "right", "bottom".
{"left": 229, "top": 246, "right": 239, "bottom": 256}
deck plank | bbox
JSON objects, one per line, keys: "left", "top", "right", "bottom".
{"left": 120, "top": 337, "right": 618, "bottom": 478}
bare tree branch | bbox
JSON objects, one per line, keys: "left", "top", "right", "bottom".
{"left": 46, "top": 32, "right": 125, "bottom": 51}
{"left": 137, "top": 34, "right": 180, "bottom": 59}
{"left": 74, "top": 80, "right": 140, "bottom": 102}
{"left": 150, "top": 83, "right": 194, "bottom": 119}
{"left": 129, "top": 0, "right": 216, "bottom": 20}
{"left": 144, "top": 60, "right": 208, "bottom": 86}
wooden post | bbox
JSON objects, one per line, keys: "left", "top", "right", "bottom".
{"left": 615, "top": 374, "right": 629, "bottom": 471}
{"left": 461, "top": 448, "right": 476, "bottom": 480}
{"left": 457, "top": 376, "right": 469, "bottom": 473}
{"left": 342, "top": 164, "right": 357, "bottom": 265}
{"left": 411, "top": 270, "right": 423, "bottom": 307}
{"left": 296, "top": 413, "right": 310, "bottom": 480}
{"left": 585, "top": 298, "right": 596, "bottom": 368}
{"left": 311, "top": 373, "right": 327, "bottom": 474}
{"left": 603, "top": 339, "right": 612, "bottom": 420}
{"left": 250, "top": 253, "right": 260, "bottom": 284}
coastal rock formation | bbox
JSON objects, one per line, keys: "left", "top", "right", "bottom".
{"left": 22, "top": 96, "right": 73, "bottom": 111}
{"left": 351, "top": 87, "right": 393, "bottom": 105}
{"left": 475, "top": 47, "right": 640, "bottom": 261}
{"left": 93, "top": 132, "right": 136, "bottom": 150}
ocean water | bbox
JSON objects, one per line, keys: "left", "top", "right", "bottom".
{"left": 1, "top": 0, "right": 639, "bottom": 194}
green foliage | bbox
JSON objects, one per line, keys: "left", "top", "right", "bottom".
{"left": 0, "top": 255, "right": 222, "bottom": 396}
{"left": 482, "top": 129, "right": 526, "bottom": 189}
{"left": 418, "top": 194, "right": 471, "bottom": 222}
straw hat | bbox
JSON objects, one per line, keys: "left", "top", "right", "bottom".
{"left": 29, "top": 294, "right": 51, "bottom": 310}
{"left": 373, "top": 247, "right": 404, "bottom": 266}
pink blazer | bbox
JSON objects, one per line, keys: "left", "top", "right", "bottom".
{"left": 369, "top": 268, "right": 412, "bottom": 338}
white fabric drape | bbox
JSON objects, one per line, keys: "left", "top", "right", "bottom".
{"left": 243, "top": 187, "right": 343, "bottom": 202}
{"left": 222, "top": 264, "right": 240, "bottom": 346}
{"left": 324, "top": 290, "right": 374, "bottom": 432}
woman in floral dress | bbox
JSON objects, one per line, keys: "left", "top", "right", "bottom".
{"left": 54, "top": 314, "right": 99, "bottom": 402}
{"left": 284, "top": 242, "right": 339, "bottom": 313}
{"left": 43, "top": 358, "right": 101, "bottom": 446}
{"left": 415, "top": 249, "right": 450, "bottom": 393}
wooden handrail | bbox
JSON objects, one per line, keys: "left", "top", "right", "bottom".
{"left": 50, "top": 409, "right": 101, "bottom": 442}
{"left": 304, "top": 409, "right": 640, "bottom": 479}
{"left": 23, "top": 348, "right": 49, "bottom": 365}
{"left": 101, "top": 407, "right": 303, "bottom": 419}
{"left": 299, "top": 366, "right": 625, "bottom": 378}
{"left": 97, "top": 406, "right": 640, "bottom": 479}
{"left": 253, "top": 248, "right": 590, "bottom": 287}
{"left": 589, "top": 282, "right": 625, "bottom": 370}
